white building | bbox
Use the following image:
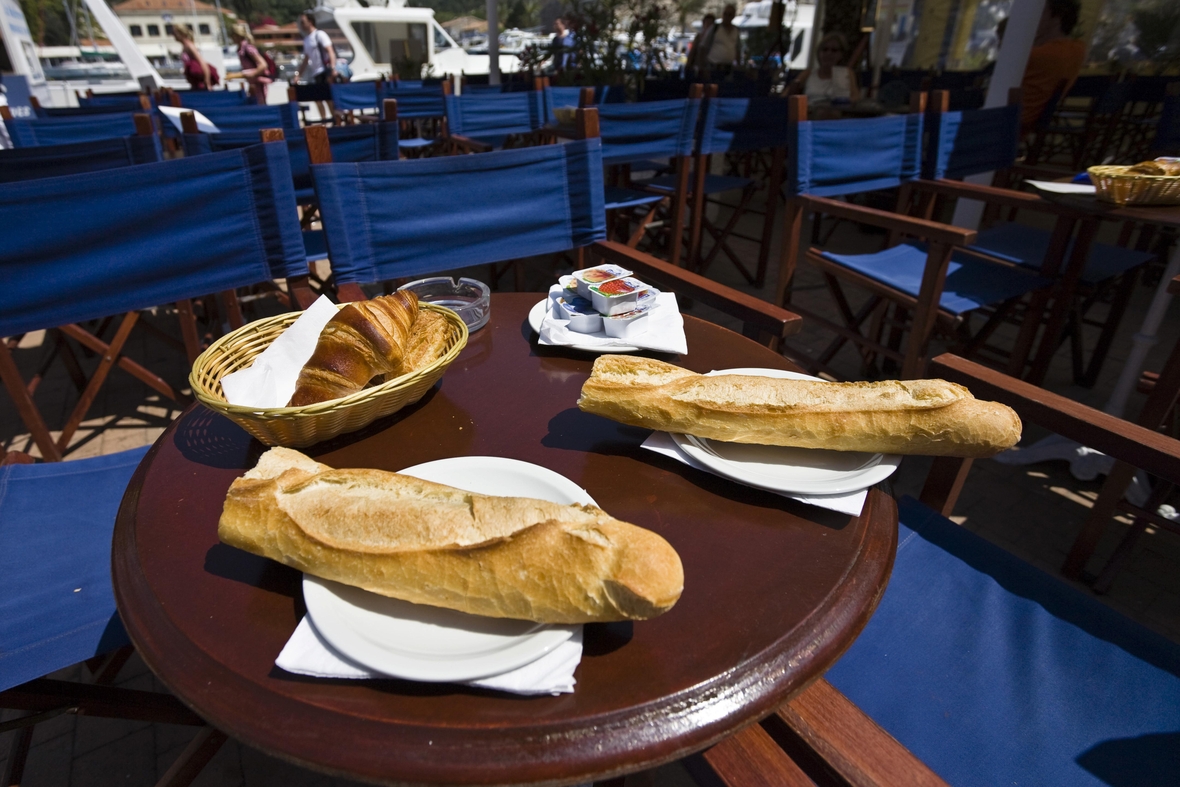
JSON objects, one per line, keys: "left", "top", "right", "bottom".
{"left": 112, "top": 0, "right": 227, "bottom": 62}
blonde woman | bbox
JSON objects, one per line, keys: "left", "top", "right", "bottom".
{"left": 790, "top": 32, "right": 860, "bottom": 103}
{"left": 231, "top": 23, "right": 273, "bottom": 103}
{"left": 173, "top": 24, "right": 217, "bottom": 91}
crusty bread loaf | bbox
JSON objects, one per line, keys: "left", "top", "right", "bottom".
{"left": 578, "top": 356, "right": 1021, "bottom": 457}
{"left": 288, "top": 292, "right": 418, "bottom": 407}
{"left": 218, "top": 447, "right": 684, "bottom": 623}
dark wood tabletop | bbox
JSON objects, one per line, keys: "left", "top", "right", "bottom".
{"left": 112, "top": 292, "right": 897, "bottom": 786}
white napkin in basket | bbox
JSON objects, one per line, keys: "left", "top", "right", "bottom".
{"left": 641, "top": 431, "right": 868, "bottom": 516}
{"left": 539, "top": 286, "right": 688, "bottom": 355}
{"left": 276, "top": 616, "right": 583, "bottom": 695}
{"left": 219, "top": 295, "right": 338, "bottom": 408}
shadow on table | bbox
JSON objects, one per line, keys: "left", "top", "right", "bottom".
{"left": 543, "top": 408, "right": 852, "bottom": 531}
{"left": 204, "top": 543, "right": 302, "bottom": 598}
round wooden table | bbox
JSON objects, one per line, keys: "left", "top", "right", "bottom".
{"left": 113, "top": 293, "right": 897, "bottom": 786}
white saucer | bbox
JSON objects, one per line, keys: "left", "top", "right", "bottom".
{"left": 670, "top": 369, "right": 901, "bottom": 496}
{"left": 527, "top": 299, "right": 639, "bottom": 353}
{"left": 301, "top": 456, "right": 586, "bottom": 682}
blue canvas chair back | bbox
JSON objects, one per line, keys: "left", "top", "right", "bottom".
{"left": 5, "top": 112, "right": 143, "bottom": 147}
{"left": 698, "top": 96, "right": 790, "bottom": 156}
{"left": 827, "top": 495, "right": 1180, "bottom": 787}
{"left": 312, "top": 138, "right": 606, "bottom": 284}
{"left": 183, "top": 123, "right": 399, "bottom": 200}
{"left": 35, "top": 101, "right": 147, "bottom": 117}
{"left": 331, "top": 81, "right": 381, "bottom": 112}
{"left": 787, "top": 113, "right": 924, "bottom": 197}
{"left": 0, "top": 445, "right": 150, "bottom": 692}
{"left": 172, "top": 89, "right": 252, "bottom": 108}
{"left": 922, "top": 103, "right": 1020, "bottom": 180}
{"left": 0, "top": 134, "right": 162, "bottom": 183}
{"left": 443, "top": 91, "right": 544, "bottom": 140}
{"left": 79, "top": 92, "right": 150, "bottom": 108}
{"left": 196, "top": 102, "right": 300, "bottom": 132}
{"left": 0, "top": 142, "right": 305, "bottom": 339}
{"left": 544, "top": 85, "right": 598, "bottom": 124}
{"left": 381, "top": 84, "right": 445, "bottom": 119}
{"left": 596, "top": 98, "right": 702, "bottom": 167}
{"left": 463, "top": 83, "right": 506, "bottom": 94}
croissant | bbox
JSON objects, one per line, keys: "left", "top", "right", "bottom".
{"left": 288, "top": 292, "right": 418, "bottom": 406}
{"left": 1126, "top": 160, "right": 1180, "bottom": 176}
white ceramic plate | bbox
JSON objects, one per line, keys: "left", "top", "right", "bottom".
{"left": 527, "top": 299, "right": 639, "bottom": 353}
{"left": 670, "top": 369, "right": 902, "bottom": 496}
{"left": 302, "top": 456, "right": 585, "bottom": 682}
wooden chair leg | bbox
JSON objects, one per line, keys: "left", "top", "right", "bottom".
{"left": 175, "top": 300, "right": 202, "bottom": 365}
{"left": 0, "top": 342, "right": 62, "bottom": 461}
{"left": 3, "top": 722, "right": 34, "bottom": 787}
{"left": 155, "top": 727, "right": 228, "bottom": 787}
{"left": 920, "top": 457, "right": 974, "bottom": 517}
{"left": 697, "top": 721, "right": 814, "bottom": 786}
{"left": 1063, "top": 460, "right": 1136, "bottom": 580}
{"left": 902, "top": 242, "right": 955, "bottom": 380}
{"left": 54, "top": 313, "right": 139, "bottom": 453}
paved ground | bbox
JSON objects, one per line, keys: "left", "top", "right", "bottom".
{"left": 3, "top": 177, "right": 1180, "bottom": 785}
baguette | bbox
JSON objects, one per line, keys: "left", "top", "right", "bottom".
{"left": 218, "top": 447, "right": 684, "bottom": 623}
{"left": 577, "top": 356, "right": 1021, "bottom": 457}
{"left": 288, "top": 292, "right": 419, "bottom": 407}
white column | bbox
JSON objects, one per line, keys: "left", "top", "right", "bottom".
{"left": 487, "top": 0, "right": 500, "bottom": 85}
{"left": 950, "top": 0, "right": 1045, "bottom": 229}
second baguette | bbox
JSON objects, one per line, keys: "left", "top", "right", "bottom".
{"left": 578, "top": 357, "right": 1021, "bottom": 457}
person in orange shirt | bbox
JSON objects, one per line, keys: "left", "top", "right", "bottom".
{"left": 1020, "top": 0, "right": 1086, "bottom": 134}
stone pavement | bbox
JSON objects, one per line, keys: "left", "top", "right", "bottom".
{"left": 3, "top": 195, "right": 1180, "bottom": 785}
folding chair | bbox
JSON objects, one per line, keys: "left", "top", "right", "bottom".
{"left": 588, "top": 88, "right": 703, "bottom": 266}
{"left": 309, "top": 108, "right": 803, "bottom": 345}
{"left": 0, "top": 141, "right": 306, "bottom": 461}
{"left": 917, "top": 89, "right": 1155, "bottom": 386}
{"left": 777, "top": 94, "right": 1050, "bottom": 379}
{"left": 0, "top": 446, "right": 226, "bottom": 787}
{"left": 439, "top": 81, "right": 546, "bottom": 151}
{"left": 807, "top": 352, "right": 1180, "bottom": 787}
{"left": 379, "top": 83, "right": 446, "bottom": 156}
{"left": 0, "top": 125, "right": 161, "bottom": 184}
{"left": 0, "top": 110, "right": 152, "bottom": 147}
{"left": 179, "top": 101, "right": 300, "bottom": 133}
{"left": 330, "top": 80, "right": 383, "bottom": 122}
{"left": 681, "top": 87, "right": 789, "bottom": 287}
{"left": 535, "top": 76, "right": 603, "bottom": 125}
{"left": 78, "top": 92, "right": 155, "bottom": 110}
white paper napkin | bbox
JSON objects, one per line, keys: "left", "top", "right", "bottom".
{"left": 158, "top": 105, "right": 221, "bottom": 134}
{"left": 219, "top": 295, "right": 339, "bottom": 409}
{"left": 276, "top": 616, "right": 583, "bottom": 695}
{"left": 641, "top": 431, "right": 868, "bottom": 515}
{"left": 539, "top": 286, "right": 688, "bottom": 355}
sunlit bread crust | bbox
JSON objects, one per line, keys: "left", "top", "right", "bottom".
{"left": 218, "top": 448, "right": 684, "bottom": 623}
{"left": 577, "top": 356, "right": 1021, "bottom": 458}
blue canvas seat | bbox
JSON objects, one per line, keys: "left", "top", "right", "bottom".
{"left": 5, "top": 112, "right": 147, "bottom": 147}
{"left": 920, "top": 93, "right": 1155, "bottom": 386}
{"left": 0, "top": 133, "right": 161, "bottom": 183}
{"left": 778, "top": 94, "right": 1047, "bottom": 379}
{"left": 0, "top": 446, "right": 149, "bottom": 693}
{"left": 826, "top": 495, "right": 1180, "bottom": 787}
{"left": 0, "top": 142, "right": 305, "bottom": 461}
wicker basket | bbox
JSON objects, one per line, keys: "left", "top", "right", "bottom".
{"left": 1088, "top": 165, "right": 1180, "bottom": 207}
{"left": 189, "top": 303, "right": 469, "bottom": 447}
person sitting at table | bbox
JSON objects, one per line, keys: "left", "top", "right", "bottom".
{"left": 231, "top": 23, "right": 273, "bottom": 104}
{"left": 1019, "top": 0, "right": 1085, "bottom": 134}
{"left": 174, "top": 24, "right": 217, "bottom": 91}
{"left": 788, "top": 32, "right": 860, "bottom": 103}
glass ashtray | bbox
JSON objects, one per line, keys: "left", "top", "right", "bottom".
{"left": 398, "top": 276, "right": 491, "bottom": 332}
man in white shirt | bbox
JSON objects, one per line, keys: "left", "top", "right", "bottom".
{"left": 704, "top": 4, "right": 741, "bottom": 77}
{"left": 297, "top": 11, "right": 336, "bottom": 120}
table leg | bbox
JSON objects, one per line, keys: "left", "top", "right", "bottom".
{"left": 1104, "top": 240, "right": 1180, "bottom": 418}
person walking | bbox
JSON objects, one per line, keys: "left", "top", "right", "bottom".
{"left": 703, "top": 5, "right": 741, "bottom": 79}
{"left": 688, "top": 13, "right": 715, "bottom": 76}
{"left": 231, "top": 23, "right": 273, "bottom": 104}
{"left": 174, "top": 23, "right": 217, "bottom": 91}
{"left": 297, "top": 11, "right": 336, "bottom": 120}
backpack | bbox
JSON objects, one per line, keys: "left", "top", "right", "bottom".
{"left": 259, "top": 47, "right": 278, "bottom": 80}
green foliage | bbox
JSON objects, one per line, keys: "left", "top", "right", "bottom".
{"left": 550, "top": 0, "right": 672, "bottom": 92}
{"left": 1132, "top": 0, "right": 1180, "bottom": 72}
{"left": 20, "top": 0, "right": 77, "bottom": 47}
